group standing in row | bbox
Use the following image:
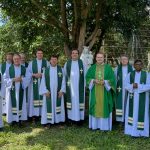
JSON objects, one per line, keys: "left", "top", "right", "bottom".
{"left": 0, "top": 49, "right": 150, "bottom": 137}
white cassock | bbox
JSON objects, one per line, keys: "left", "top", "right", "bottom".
{"left": 4, "top": 65, "right": 30, "bottom": 123}
{"left": 27, "top": 59, "right": 49, "bottom": 117}
{"left": 114, "top": 66, "right": 128, "bottom": 122}
{"left": 0, "top": 76, "right": 4, "bottom": 128}
{"left": 89, "top": 80, "right": 112, "bottom": 130}
{"left": 64, "top": 60, "right": 86, "bottom": 121}
{"left": 39, "top": 65, "right": 65, "bottom": 125}
{"left": 0, "top": 62, "right": 12, "bottom": 114}
{"left": 125, "top": 71, "right": 150, "bottom": 137}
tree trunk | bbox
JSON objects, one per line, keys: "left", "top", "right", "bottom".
{"left": 64, "top": 42, "right": 71, "bottom": 58}
{"left": 78, "top": 21, "right": 86, "bottom": 55}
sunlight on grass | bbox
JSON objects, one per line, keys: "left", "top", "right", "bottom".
{"left": 66, "top": 146, "right": 78, "bottom": 150}
{"left": 0, "top": 118, "right": 150, "bottom": 149}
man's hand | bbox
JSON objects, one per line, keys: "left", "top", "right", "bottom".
{"left": 133, "top": 83, "right": 138, "bottom": 89}
{"left": 13, "top": 77, "right": 22, "bottom": 82}
{"left": 45, "top": 91, "right": 51, "bottom": 98}
{"left": 99, "top": 79, "right": 105, "bottom": 86}
{"left": 32, "top": 73, "right": 42, "bottom": 78}
{"left": 93, "top": 79, "right": 104, "bottom": 85}
{"left": 93, "top": 79, "right": 100, "bottom": 84}
{"left": 58, "top": 91, "right": 64, "bottom": 98}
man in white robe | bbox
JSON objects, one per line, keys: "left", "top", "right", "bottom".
{"left": 27, "top": 49, "right": 49, "bottom": 122}
{"left": 64, "top": 49, "right": 86, "bottom": 125}
{"left": 0, "top": 52, "right": 13, "bottom": 114}
{"left": 20, "top": 53, "right": 28, "bottom": 68}
{"left": 0, "top": 72, "right": 4, "bottom": 130}
{"left": 39, "top": 55, "right": 65, "bottom": 126}
{"left": 125, "top": 59, "right": 150, "bottom": 137}
{"left": 4, "top": 54, "right": 30, "bottom": 126}
{"left": 114, "top": 55, "right": 133, "bottom": 122}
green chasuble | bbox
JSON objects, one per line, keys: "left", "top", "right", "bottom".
{"left": 86, "top": 64, "right": 116, "bottom": 118}
{"left": 32, "top": 59, "right": 47, "bottom": 107}
{"left": 116, "top": 64, "right": 133, "bottom": 117}
{"left": 128, "top": 71, "right": 147, "bottom": 130}
{"left": 9, "top": 65, "right": 26, "bottom": 116}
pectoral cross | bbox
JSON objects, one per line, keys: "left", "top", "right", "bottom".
{"left": 58, "top": 72, "right": 62, "bottom": 77}
{"left": 67, "top": 80, "right": 71, "bottom": 86}
{"left": 129, "top": 93, "right": 133, "bottom": 99}
{"left": 117, "top": 86, "right": 121, "bottom": 92}
{"left": 80, "top": 68, "right": 83, "bottom": 74}
{"left": 33, "top": 79, "right": 37, "bottom": 84}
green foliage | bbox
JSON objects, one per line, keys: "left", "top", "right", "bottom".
{"left": 0, "top": 0, "right": 149, "bottom": 57}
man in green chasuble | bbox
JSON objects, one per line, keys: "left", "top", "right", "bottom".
{"left": 86, "top": 52, "right": 116, "bottom": 130}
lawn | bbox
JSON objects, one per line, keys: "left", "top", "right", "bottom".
{"left": 0, "top": 117, "right": 150, "bottom": 150}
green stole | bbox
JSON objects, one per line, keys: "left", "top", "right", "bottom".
{"left": 86, "top": 64, "right": 116, "bottom": 118}
{"left": 9, "top": 65, "right": 26, "bottom": 116}
{"left": 32, "top": 59, "right": 47, "bottom": 107}
{"left": 66, "top": 59, "right": 84, "bottom": 110}
{"left": 45, "top": 65, "right": 63, "bottom": 120}
{"left": 25, "top": 62, "right": 28, "bottom": 68}
{"left": 116, "top": 64, "right": 133, "bottom": 117}
{"left": 128, "top": 71, "right": 147, "bottom": 130}
{"left": 1, "top": 62, "right": 6, "bottom": 75}
{"left": 23, "top": 62, "right": 29, "bottom": 102}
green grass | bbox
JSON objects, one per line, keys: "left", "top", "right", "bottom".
{"left": 0, "top": 117, "right": 150, "bottom": 150}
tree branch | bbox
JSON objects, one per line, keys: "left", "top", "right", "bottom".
{"left": 85, "top": 1, "right": 101, "bottom": 45}
{"left": 31, "top": 0, "right": 73, "bottom": 36}
{"left": 88, "top": 29, "right": 101, "bottom": 51}
{"left": 81, "top": 0, "right": 93, "bottom": 19}
{"left": 61, "top": 0, "right": 69, "bottom": 39}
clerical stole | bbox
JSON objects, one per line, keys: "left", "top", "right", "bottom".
{"left": 44, "top": 66, "right": 63, "bottom": 120}
{"left": 116, "top": 64, "right": 133, "bottom": 117}
{"left": 32, "top": 59, "right": 47, "bottom": 107}
{"left": 9, "top": 65, "right": 26, "bottom": 116}
{"left": 128, "top": 71, "right": 147, "bottom": 130}
{"left": 66, "top": 59, "right": 84, "bottom": 110}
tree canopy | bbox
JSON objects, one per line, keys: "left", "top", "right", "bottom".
{"left": 0, "top": 0, "right": 149, "bottom": 57}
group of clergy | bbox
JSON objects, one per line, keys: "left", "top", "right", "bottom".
{"left": 0, "top": 48, "right": 150, "bottom": 138}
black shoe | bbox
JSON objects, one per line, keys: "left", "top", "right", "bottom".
{"left": 18, "top": 121, "right": 23, "bottom": 128}
{"left": 0, "top": 128, "right": 3, "bottom": 132}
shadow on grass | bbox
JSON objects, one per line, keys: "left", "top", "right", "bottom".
{"left": 1, "top": 116, "right": 150, "bottom": 149}
{"left": 24, "top": 119, "right": 150, "bottom": 150}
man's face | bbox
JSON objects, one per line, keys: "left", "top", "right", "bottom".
{"left": 20, "top": 55, "right": 26, "bottom": 64}
{"left": 71, "top": 50, "right": 79, "bottom": 61}
{"left": 50, "top": 57, "right": 58, "bottom": 67}
{"left": 13, "top": 55, "right": 21, "bottom": 66}
{"left": 120, "top": 56, "right": 128, "bottom": 66}
{"left": 6, "top": 54, "right": 13, "bottom": 63}
{"left": 96, "top": 54, "right": 104, "bottom": 64}
{"left": 134, "top": 62, "right": 142, "bottom": 72}
{"left": 36, "top": 51, "right": 43, "bottom": 60}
